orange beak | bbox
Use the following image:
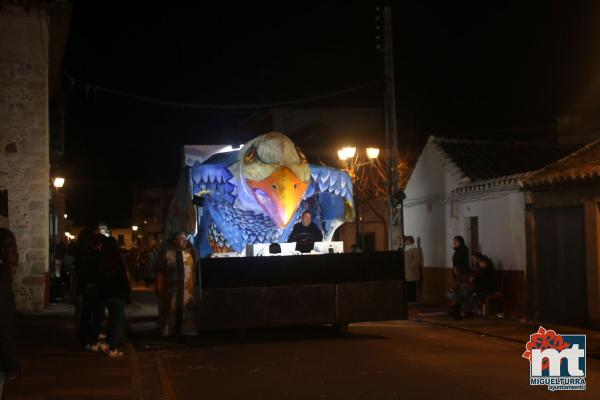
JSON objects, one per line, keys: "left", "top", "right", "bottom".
{"left": 247, "top": 166, "right": 308, "bottom": 227}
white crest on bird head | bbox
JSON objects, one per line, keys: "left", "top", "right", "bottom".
{"left": 237, "top": 132, "right": 310, "bottom": 183}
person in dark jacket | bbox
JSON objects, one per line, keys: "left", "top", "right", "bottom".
{"left": 75, "top": 228, "right": 105, "bottom": 349}
{"left": 451, "top": 236, "right": 470, "bottom": 286}
{"left": 461, "top": 256, "right": 498, "bottom": 316}
{"left": 470, "top": 252, "right": 483, "bottom": 272}
{"left": 0, "top": 228, "right": 20, "bottom": 398}
{"left": 96, "top": 236, "right": 131, "bottom": 357}
{"left": 447, "top": 236, "right": 470, "bottom": 319}
{"left": 471, "top": 256, "right": 497, "bottom": 295}
{"left": 287, "top": 211, "right": 323, "bottom": 251}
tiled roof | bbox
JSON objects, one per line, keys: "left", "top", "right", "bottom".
{"left": 433, "top": 137, "right": 576, "bottom": 181}
{"left": 425, "top": 136, "right": 577, "bottom": 194}
{"left": 452, "top": 172, "right": 533, "bottom": 194}
{"left": 523, "top": 139, "right": 600, "bottom": 187}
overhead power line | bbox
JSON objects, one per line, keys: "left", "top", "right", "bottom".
{"left": 64, "top": 72, "right": 380, "bottom": 112}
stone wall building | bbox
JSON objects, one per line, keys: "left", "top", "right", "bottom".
{"left": 0, "top": 1, "right": 70, "bottom": 310}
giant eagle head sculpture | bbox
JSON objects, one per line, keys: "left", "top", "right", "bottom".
{"left": 238, "top": 132, "right": 310, "bottom": 227}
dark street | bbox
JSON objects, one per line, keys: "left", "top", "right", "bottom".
{"left": 135, "top": 323, "right": 600, "bottom": 400}
{"left": 128, "top": 291, "right": 600, "bottom": 400}
{"left": 5, "top": 289, "right": 600, "bottom": 399}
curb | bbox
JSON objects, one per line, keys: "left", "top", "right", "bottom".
{"left": 157, "top": 352, "right": 179, "bottom": 400}
{"left": 415, "top": 317, "right": 525, "bottom": 344}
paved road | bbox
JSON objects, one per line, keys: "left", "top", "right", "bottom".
{"left": 7, "top": 288, "right": 595, "bottom": 400}
{"left": 5, "top": 315, "right": 140, "bottom": 400}
{"left": 131, "top": 315, "right": 600, "bottom": 400}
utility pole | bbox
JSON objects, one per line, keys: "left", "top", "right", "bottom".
{"left": 377, "top": 6, "right": 402, "bottom": 251}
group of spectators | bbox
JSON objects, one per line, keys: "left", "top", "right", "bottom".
{"left": 75, "top": 228, "right": 200, "bottom": 342}
{"left": 403, "top": 234, "right": 499, "bottom": 319}
{"left": 0, "top": 225, "right": 200, "bottom": 399}
{"left": 49, "top": 242, "right": 77, "bottom": 303}
{"left": 124, "top": 240, "right": 159, "bottom": 286}
{"left": 447, "top": 235, "right": 498, "bottom": 319}
{"left": 49, "top": 236, "right": 159, "bottom": 306}
{"left": 75, "top": 226, "right": 132, "bottom": 357}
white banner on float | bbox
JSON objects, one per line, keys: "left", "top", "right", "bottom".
{"left": 183, "top": 144, "right": 243, "bottom": 167}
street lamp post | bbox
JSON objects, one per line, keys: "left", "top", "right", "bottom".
{"left": 338, "top": 147, "right": 379, "bottom": 251}
{"left": 131, "top": 225, "right": 139, "bottom": 247}
{"left": 50, "top": 176, "right": 65, "bottom": 304}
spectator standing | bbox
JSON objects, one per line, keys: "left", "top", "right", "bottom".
{"left": 62, "top": 243, "right": 76, "bottom": 302}
{"left": 0, "top": 228, "right": 20, "bottom": 399}
{"left": 75, "top": 227, "right": 105, "bottom": 349}
{"left": 451, "top": 236, "right": 470, "bottom": 287}
{"left": 145, "top": 240, "right": 160, "bottom": 285}
{"left": 97, "top": 236, "right": 131, "bottom": 357}
{"left": 403, "top": 236, "right": 422, "bottom": 301}
{"left": 155, "top": 232, "right": 198, "bottom": 337}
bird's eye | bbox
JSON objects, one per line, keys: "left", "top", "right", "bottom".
{"left": 272, "top": 184, "right": 277, "bottom": 191}
{"left": 293, "top": 183, "right": 297, "bottom": 190}
{"left": 244, "top": 146, "right": 257, "bottom": 164}
{"left": 296, "top": 145, "right": 307, "bottom": 163}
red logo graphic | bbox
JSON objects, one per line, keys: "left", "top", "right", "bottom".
{"left": 522, "top": 326, "right": 570, "bottom": 371}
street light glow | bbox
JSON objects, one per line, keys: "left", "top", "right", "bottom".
{"left": 64, "top": 214, "right": 68, "bottom": 219}
{"left": 132, "top": 225, "right": 139, "bottom": 231}
{"left": 366, "top": 147, "right": 380, "bottom": 159}
{"left": 52, "top": 177, "right": 65, "bottom": 188}
{"left": 338, "top": 146, "right": 357, "bottom": 161}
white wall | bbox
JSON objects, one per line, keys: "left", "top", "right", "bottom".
{"left": 404, "top": 142, "right": 448, "bottom": 200}
{"left": 404, "top": 138, "right": 526, "bottom": 271}
{"left": 455, "top": 192, "right": 526, "bottom": 271}
{"left": 404, "top": 140, "right": 458, "bottom": 268}
{"left": 404, "top": 202, "right": 449, "bottom": 267}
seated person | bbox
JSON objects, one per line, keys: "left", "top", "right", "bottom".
{"left": 470, "top": 252, "right": 483, "bottom": 272}
{"left": 288, "top": 211, "right": 323, "bottom": 252}
{"left": 469, "top": 255, "right": 498, "bottom": 301}
{"left": 449, "top": 255, "right": 497, "bottom": 319}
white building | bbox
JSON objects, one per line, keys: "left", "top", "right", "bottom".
{"left": 403, "top": 136, "right": 574, "bottom": 315}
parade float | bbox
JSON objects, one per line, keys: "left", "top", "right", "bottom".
{"left": 170, "top": 132, "right": 406, "bottom": 330}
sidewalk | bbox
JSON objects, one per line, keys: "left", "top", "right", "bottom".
{"left": 4, "top": 314, "right": 142, "bottom": 400}
{"left": 409, "top": 303, "right": 600, "bottom": 358}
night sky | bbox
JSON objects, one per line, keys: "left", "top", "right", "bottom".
{"left": 63, "top": 2, "right": 600, "bottom": 227}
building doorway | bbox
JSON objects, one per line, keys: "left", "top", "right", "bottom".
{"left": 462, "top": 216, "right": 479, "bottom": 253}
{"left": 0, "top": 190, "right": 7, "bottom": 228}
{"left": 359, "top": 232, "right": 376, "bottom": 252}
{"left": 535, "top": 206, "right": 588, "bottom": 326}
